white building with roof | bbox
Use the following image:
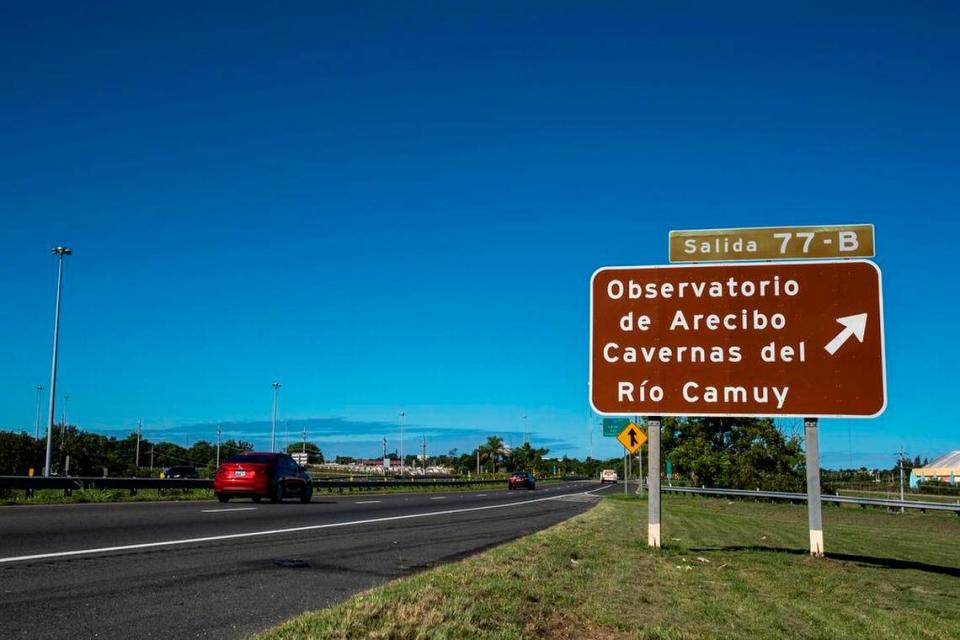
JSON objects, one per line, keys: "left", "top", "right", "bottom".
{"left": 911, "top": 450, "right": 960, "bottom": 485}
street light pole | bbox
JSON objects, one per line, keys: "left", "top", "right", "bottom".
{"left": 62, "top": 394, "right": 70, "bottom": 433}
{"left": 216, "top": 424, "right": 222, "bottom": 467}
{"left": 59, "top": 394, "right": 71, "bottom": 471}
{"left": 522, "top": 415, "right": 528, "bottom": 446}
{"left": 589, "top": 420, "right": 594, "bottom": 460}
{"left": 135, "top": 419, "right": 142, "bottom": 467}
{"left": 898, "top": 446, "right": 906, "bottom": 514}
{"left": 271, "top": 382, "right": 281, "bottom": 452}
{"left": 44, "top": 246, "right": 71, "bottom": 477}
{"left": 421, "top": 436, "right": 427, "bottom": 473}
{"left": 399, "top": 411, "right": 406, "bottom": 476}
{"left": 34, "top": 385, "right": 44, "bottom": 440}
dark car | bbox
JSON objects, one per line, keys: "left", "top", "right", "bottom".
{"left": 163, "top": 465, "right": 199, "bottom": 479}
{"left": 213, "top": 452, "right": 313, "bottom": 503}
{"left": 508, "top": 471, "right": 536, "bottom": 490}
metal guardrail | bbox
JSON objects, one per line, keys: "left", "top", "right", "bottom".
{"left": 0, "top": 476, "right": 211, "bottom": 494}
{"left": 0, "top": 475, "right": 589, "bottom": 496}
{"left": 663, "top": 485, "right": 960, "bottom": 515}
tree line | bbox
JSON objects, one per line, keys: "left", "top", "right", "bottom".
{"left": 1, "top": 417, "right": 808, "bottom": 490}
{"left": 0, "top": 426, "right": 324, "bottom": 477}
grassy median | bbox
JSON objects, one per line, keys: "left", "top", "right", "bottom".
{"left": 256, "top": 494, "right": 960, "bottom": 640}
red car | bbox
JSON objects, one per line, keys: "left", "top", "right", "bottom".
{"left": 213, "top": 452, "right": 313, "bottom": 503}
{"left": 508, "top": 471, "right": 536, "bottom": 490}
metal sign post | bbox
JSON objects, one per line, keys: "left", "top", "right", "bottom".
{"left": 624, "top": 453, "right": 628, "bottom": 496}
{"left": 647, "top": 416, "right": 661, "bottom": 548}
{"left": 804, "top": 417, "right": 824, "bottom": 556}
{"left": 636, "top": 416, "right": 644, "bottom": 497}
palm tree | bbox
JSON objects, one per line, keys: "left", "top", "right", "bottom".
{"left": 506, "top": 442, "right": 550, "bottom": 474}
{"left": 483, "top": 436, "right": 505, "bottom": 474}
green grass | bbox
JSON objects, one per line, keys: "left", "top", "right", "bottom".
{"left": 256, "top": 494, "right": 960, "bottom": 640}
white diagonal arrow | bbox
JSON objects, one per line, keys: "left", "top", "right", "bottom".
{"left": 824, "top": 313, "right": 868, "bottom": 356}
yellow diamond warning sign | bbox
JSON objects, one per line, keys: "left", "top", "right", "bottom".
{"left": 617, "top": 422, "right": 646, "bottom": 454}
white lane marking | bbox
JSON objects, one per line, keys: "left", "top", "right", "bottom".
{"left": 0, "top": 483, "right": 610, "bottom": 565}
{"left": 430, "top": 496, "right": 446, "bottom": 500}
{"left": 354, "top": 500, "right": 381, "bottom": 504}
{"left": 201, "top": 507, "right": 257, "bottom": 513}
{"left": 475, "top": 494, "right": 487, "bottom": 497}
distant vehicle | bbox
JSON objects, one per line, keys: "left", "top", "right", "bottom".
{"left": 508, "top": 471, "right": 536, "bottom": 490}
{"left": 213, "top": 452, "right": 312, "bottom": 503}
{"left": 600, "top": 469, "right": 618, "bottom": 484}
{"left": 163, "top": 465, "right": 199, "bottom": 479}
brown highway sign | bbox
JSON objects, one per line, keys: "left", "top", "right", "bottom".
{"left": 669, "top": 224, "right": 874, "bottom": 262}
{"left": 589, "top": 260, "right": 886, "bottom": 418}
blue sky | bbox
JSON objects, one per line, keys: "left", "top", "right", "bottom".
{"left": 1, "top": 2, "right": 957, "bottom": 466}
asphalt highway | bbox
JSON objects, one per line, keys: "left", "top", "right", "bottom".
{"left": 0, "top": 480, "right": 617, "bottom": 639}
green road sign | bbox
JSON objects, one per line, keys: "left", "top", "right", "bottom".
{"left": 602, "top": 417, "right": 630, "bottom": 437}
{"left": 666, "top": 459, "right": 673, "bottom": 479}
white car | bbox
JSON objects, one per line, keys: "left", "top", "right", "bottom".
{"left": 600, "top": 469, "right": 619, "bottom": 484}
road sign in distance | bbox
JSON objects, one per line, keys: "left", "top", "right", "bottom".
{"left": 669, "top": 224, "right": 874, "bottom": 262}
{"left": 617, "top": 422, "right": 646, "bottom": 454}
{"left": 602, "top": 417, "right": 630, "bottom": 437}
{"left": 590, "top": 260, "right": 885, "bottom": 417}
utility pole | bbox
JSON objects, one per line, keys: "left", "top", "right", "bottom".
{"left": 34, "top": 385, "right": 44, "bottom": 440}
{"left": 44, "top": 246, "right": 72, "bottom": 477}
{"left": 135, "top": 419, "right": 142, "bottom": 467}
{"left": 216, "top": 424, "right": 222, "bottom": 467}
{"left": 59, "top": 394, "right": 70, "bottom": 472}
{"left": 522, "top": 415, "right": 528, "bottom": 446}
{"left": 271, "top": 382, "right": 281, "bottom": 452}
{"left": 399, "top": 411, "right": 406, "bottom": 476}
{"left": 302, "top": 426, "right": 307, "bottom": 455}
{"left": 421, "top": 436, "right": 427, "bottom": 473}
{"left": 150, "top": 444, "right": 155, "bottom": 471}
{"left": 636, "top": 415, "right": 644, "bottom": 497}
{"left": 589, "top": 421, "right": 594, "bottom": 460}
{"left": 62, "top": 394, "right": 70, "bottom": 435}
{"left": 898, "top": 446, "right": 906, "bottom": 513}
{"left": 477, "top": 446, "right": 480, "bottom": 476}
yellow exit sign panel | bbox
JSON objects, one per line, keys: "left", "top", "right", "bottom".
{"left": 669, "top": 224, "right": 874, "bottom": 262}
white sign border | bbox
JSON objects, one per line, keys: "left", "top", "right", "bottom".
{"left": 588, "top": 259, "right": 887, "bottom": 419}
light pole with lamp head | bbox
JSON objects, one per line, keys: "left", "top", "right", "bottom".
{"left": 399, "top": 411, "right": 406, "bottom": 476}
{"left": 34, "top": 385, "right": 44, "bottom": 440}
{"left": 271, "top": 382, "right": 281, "bottom": 452}
{"left": 44, "top": 246, "right": 71, "bottom": 477}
